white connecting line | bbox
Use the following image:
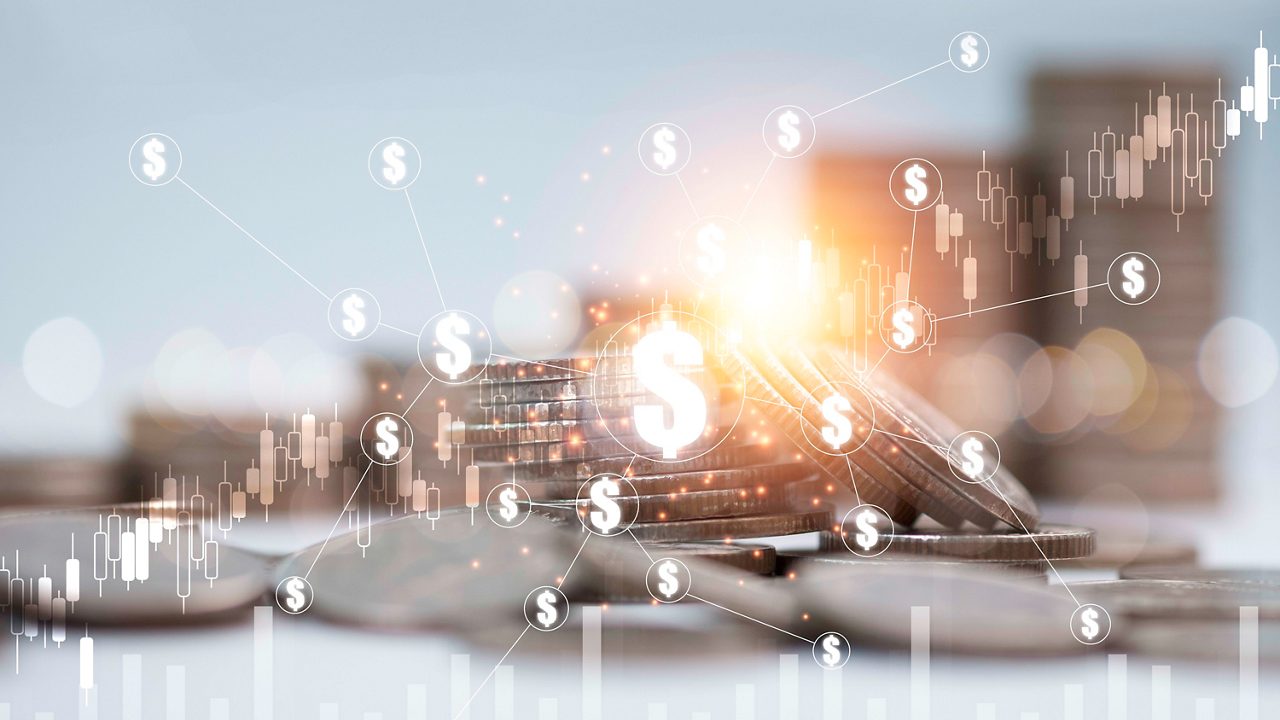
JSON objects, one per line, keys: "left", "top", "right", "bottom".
{"left": 489, "top": 353, "right": 595, "bottom": 377}
{"left": 403, "top": 189, "right": 448, "bottom": 311}
{"left": 739, "top": 153, "right": 777, "bottom": 222}
{"left": 302, "top": 462, "right": 374, "bottom": 580}
{"left": 987, "top": 483, "right": 1083, "bottom": 609}
{"left": 176, "top": 177, "right": 331, "bottom": 301}
{"left": 812, "top": 59, "right": 952, "bottom": 118}
{"left": 934, "top": 282, "right": 1109, "bottom": 322}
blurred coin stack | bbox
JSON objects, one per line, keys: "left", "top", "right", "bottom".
{"left": 1027, "top": 68, "right": 1223, "bottom": 501}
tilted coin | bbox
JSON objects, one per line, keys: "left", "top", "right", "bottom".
{"left": 815, "top": 347, "right": 1039, "bottom": 530}
{"left": 825, "top": 523, "right": 1095, "bottom": 562}
{"left": 645, "top": 542, "right": 778, "bottom": 575}
{"left": 537, "top": 462, "right": 811, "bottom": 499}
{"left": 774, "top": 549, "right": 1050, "bottom": 580}
{"left": 533, "top": 480, "right": 820, "bottom": 524}
{"left": 1073, "top": 579, "right": 1280, "bottom": 621}
{"left": 719, "top": 346, "right": 920, "bottom": 526}
{"left": 761, "top": 345, "right": 968, "bottom": 528}
{"left": 1119, "top": 566, "right": 1280, "bottom": 589}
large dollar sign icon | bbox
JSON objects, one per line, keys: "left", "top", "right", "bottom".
{"left": 820, "top": 393, "right": 853, "bottom": 450}
{"left": 854, "top": 508, "right": 880, "bottom": 552}
{"left": 821, "top": 633, "right": 842, "bottom": 666}
{"left": 588, "top": 477, "right": 623, "bottom": 534}
{"left": 284, "top": 578, "right": 306, "bottom": 612}
{"left": 142, "top": 137, "right": 167, "bottom": 182}
{"left": 381, "top": 141, "right": 407, "bottom": 186}
{"left": 652, "top": 126, "right": 678, "bottom": 171}
{"left": 1080, "top": 607, "right": 1099, "bottom": 640}
{"left": 960, "top": 34, "right": 980, "bottom": 67}
{"left": 960, "top": 437, "right": 985, "bottom": 479}
{"left": 498, "top": 486, "right": 519, "bottom": 523}
{"left": 434, "top": 314, "right": 473, "bottom": 380}
{"left": 777, "top": 110, "right": 801, "bottom": 153}
{"left": 903, "top": 164, "right": 929, "bottom": 205}
{"left": 341, "top": 293, "right": 366, "bottom": 337}
{"left": 891, "top": 307, "right": 917, "bottom": 349}
{"left": 1121, "top": 256, "right": 1145, "bottom": 298}
{"left": 694, "top": 222, "right": 726, "bottom": 277}
{"left": 632, "top": 320, "right": 708, "bottom": 460}
{"left": 657, "top": 560, "right": 680, "bottom": 598}
{"left": 536, "top": 589, "right": 559, "bottom": 627}
{"left": 275, "top": 575, "right": 313, "bottom": 615}
{"left": 374, "top": 416, "right": 400, "bottom": 460}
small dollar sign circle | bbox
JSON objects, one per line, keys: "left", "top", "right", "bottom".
{"left": 341, "top": 293, "right": 366, "bottom": 337}
{"left": 381, "top": 142, "right": 407, "bottom": 185}
{"left": 1071, "top": 603, "right": 1110, "bottom": 645}
{"left": 652, "top": 126, "right": 677, "bottom": 171}
{"left": 960, "top": 437, "right": 985, "bottom": 479}
{"left": 960, "top": 34, "right": 980, "bottom": 67}
{"left": 588, "top": 477, "right": 622, "bottom": 534}
{"left": 536, "top": 589, "right": 558, "bottom": 627}
{"left": 813, "top": 631, "right": 849, "bottom": 669}
{"left": 777, "top": 110, "right": 801, "bottom": 152}
{"left": 694, "top": 222, "right": 726, "bottom": 277}
{"left": 1121, "top": 256, "right": 1145, "bottom": 298}
{"left": 657, "top": 561, "right": 680, "bottom": 597}
{"left": 142, "top": 137, "right": 167, "bottom": 182}
{"left": 820, "top": 393, "right": 853, "bottom": 450}
{"left": 891, "top": 307, "right": 917, "bottom": 349}
{"left": 498, "top": 486, "right": 519, "bottom": 522}
{"left": 822, "top": 634, "right": 842, "bottom": 666}
{"left": 632, "top": 320, "right": 708, "bottom": 460}
{"left": 274, "top": 575, "right": 314, "bottom": 615}
{"left": 854, "top": 509, "right": 880, "bottom": 551}
{"left": 434, "top": 314, "right": 473, "bottom": 380}
{"left": 903, "top": 164, "right": 929, "bottom": 205}
{"left": 374, "top": 416, "right": 400, "bottom": 460}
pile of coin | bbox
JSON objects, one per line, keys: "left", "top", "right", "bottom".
{"left": 451, "top": 334, "right": 1095, "bottom": 577}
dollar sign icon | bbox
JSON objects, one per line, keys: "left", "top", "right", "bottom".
{"left": 275, "top": 575, "right": 313, "bottom": 615}
{"left": 588, "top": 477, "right": 623, "bottom": 534}
{"left": 960, "top": 437, "right": 985, "bottom": 480}
{"left": 434, "top": 315, "right": 473, "bottom": 380}
{"left": 375, "top": 416, "right": 400, "bottom": 460}
{"left": 820, "top": 393, "right": 853, "bottom": 450}
{"left": 694, "top": 223, "right": 726, "bottom": 277}
{"left": 1080, "top": 607, "right": 1099, "bottom": 640}
{"left": 498, "top": 486, "right": 520, "bottom": 523}
{"left": 1121, "top": 256, "right": 1145, "bottom": 298}
{"left": 652, "top": 126, "right": 678, "bottom": 171}
{"left": 891, "top": 307, "right": 917, "bottom": 349}
{"left": 821, "top": 633, "right": 842, "bottom": 666}
{"left": 382, "top": 142, "right": 407, "bottom": 186}
{"left": 285, "top": 578, "right": 306, "bottom": 612}
{"left": 632, "top": 320, "right": 708, "bottom": 460}
{"left": 960, "top": 34, "right": 980, "bottom": 67}
{"left": 341, "top": 293, "right": 366, "bottom": 337}
{"left": 903, "top": 163, "right": 929, "bottom": 206}
{"left": 777, "top": 110, "right": 801, "bottom": 153}
{"left": 536, "top": 589, "right": 559, "bottom": 627}
{"left": 854, "top": 508, "right": 880, "bottom": 552}
{"left": 657, "top": 560, "right": 680, "bottom": 598}
{"left": 142, "top": 137, "right": 167, "bottom": 182}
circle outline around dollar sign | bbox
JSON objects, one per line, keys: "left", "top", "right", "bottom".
{"left": 799, "top": 380, "right": 876, "bottom": 457}
{"left": 524, "top": 585, "right": 569, "bottom": 632}
{"left": 840, "top": 503, "right": 894, "bottom": 557}
{"left": 879, "top": 299, "right": 934, "bottom": 354}
{"left": 359, "top": 411, "right": 414, "bottom": 466}
{"left": 417, "top": 308, "right": 492, "bottom": 384}
{"left": 762, "top": 105, "right": 816, "bottom": 158}
{"left": 888, "top": 157, "right": 943, "bottom": 211}
{"left": 367, "top": 136, "right": 422, "bottom": 190}
{"left": 1106, "top": 251, "right": 1161, "bottom": 306}
{"left": 326, "top": 287, "right": 382, "bottom": 342}
{"left": 485, "top": 482, "right": 532, "bottom": 528}
{"left": 947, "top": 430, "right": 1001, "bottom": 485}
{"left": 129, "top": 133, "right": 183, "bottom": 186}
{"left": 646, "top": 557, "right": 692, "bottom": 604}
{"left": 811, "top": 631, "right": 851, "bottom": 669}
{"left": 637, "top": 122, "right": 691, "bottom": 176}
{"left": 948, "top": 31, "right": 990, "bottom": 73}
{"left": 274, "top": 575, "right": 314, "bottom": 615}
{"left": 1069, "top": 603, "right": 1111, "bottom": 645}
